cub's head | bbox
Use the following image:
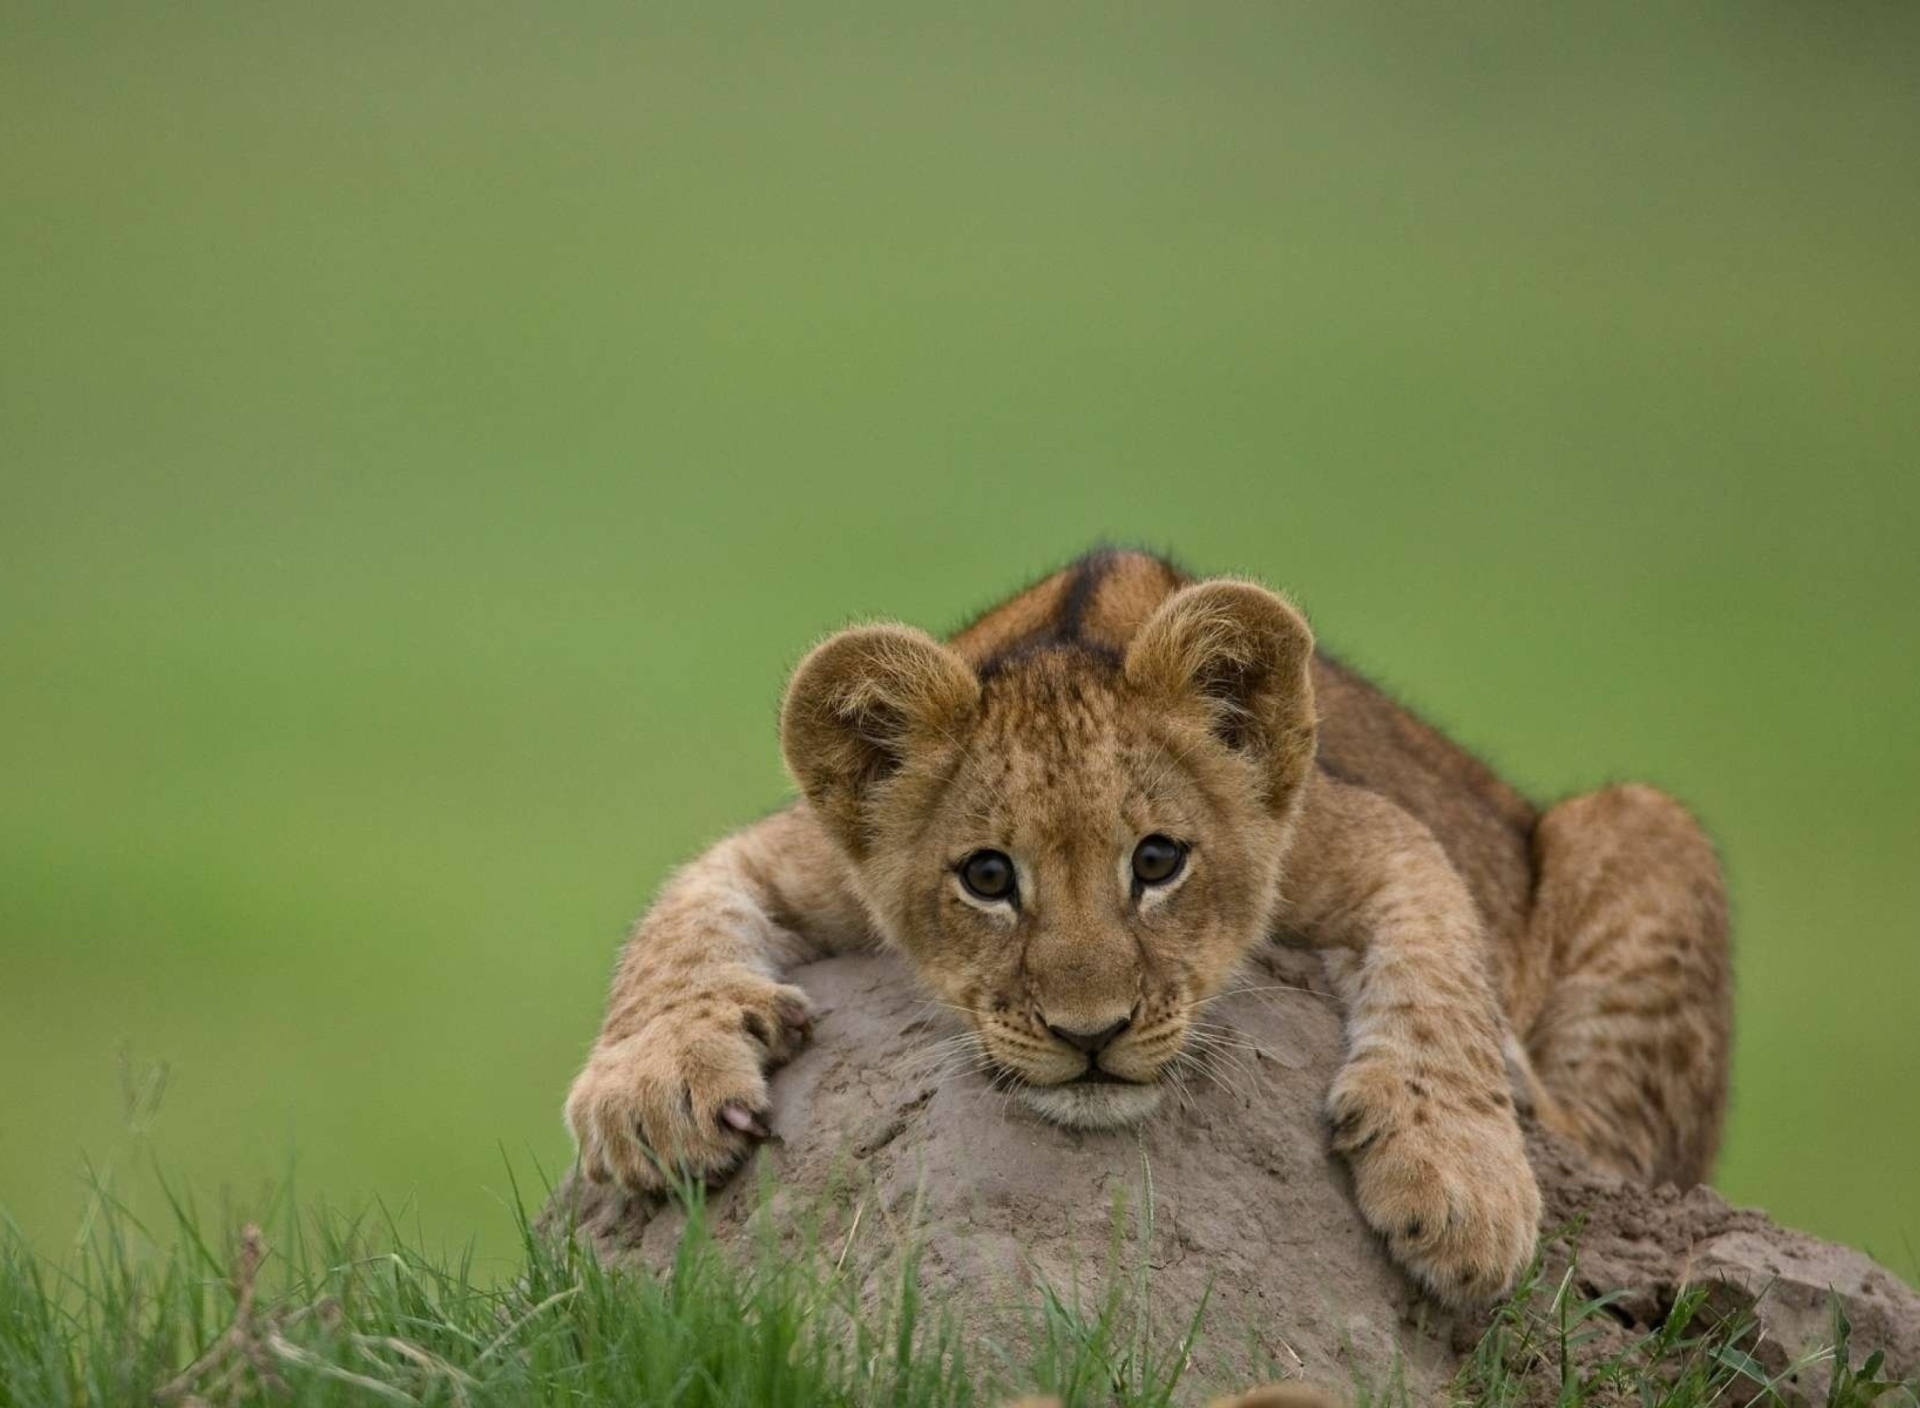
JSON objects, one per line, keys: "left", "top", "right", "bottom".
{"left": 780, "top": 581, "right": 1316, "bottom": 1129}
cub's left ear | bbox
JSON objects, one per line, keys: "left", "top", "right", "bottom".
{"left": 781, "top": 624, "right": 980, "bottom": 857}
{"left": 1124, "top": 580, "right": 1317, "bottom": 812}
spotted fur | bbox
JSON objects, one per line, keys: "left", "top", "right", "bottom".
{"left": 565, "top": 550, "right": 1732, "bottom": 1307}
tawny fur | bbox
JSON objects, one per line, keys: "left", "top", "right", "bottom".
{"left": 564, "top": 550, "right": 1732, "bottom": 1308}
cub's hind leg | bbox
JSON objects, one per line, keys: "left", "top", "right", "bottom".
{"left": 1518, "top": 784, "right": 1732, "bottom": 1186}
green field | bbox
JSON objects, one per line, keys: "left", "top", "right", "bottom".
{"left": 3, "top": 3, "right": 1916, "bottom": 1285}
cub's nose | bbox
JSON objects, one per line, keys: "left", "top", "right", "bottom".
{"left": 1044, "top": 1014, "right": 1133, "bottom": 1055}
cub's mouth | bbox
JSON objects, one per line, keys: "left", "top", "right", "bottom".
{"left": 1016, "top": 1076, "right": 1165, "bottom": 1130}
{"left": 969, "top": 1012, "right": 1182, "bottom": 1130}
{"left": 988, "top": 1057, "right": 1165, "bottom": 1129}
{"left": 1068, "top": 1066, "right": 1134, "bottom": 1085}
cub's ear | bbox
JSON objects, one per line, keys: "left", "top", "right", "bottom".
{"left": 780, "top": 624, "right": 980, "bottom": 855}
{"left": 1124, "top": 580, "right": 1317, "bottom": 811}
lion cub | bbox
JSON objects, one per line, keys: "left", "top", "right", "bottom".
{"left": 565, "top": 551, "right": 1731, "bottom": 1305}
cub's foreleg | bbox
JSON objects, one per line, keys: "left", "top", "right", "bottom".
{"left": 1282, "top": 774, "right": 1541, "bottom": 1305}
{"left": 565, "top": 805, "right": 868, "bottom": 1192}
{"left": 1516, "top": 784, "right": 1731, "bottom": 1186}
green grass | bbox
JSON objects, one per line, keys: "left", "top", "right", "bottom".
{"left": 5, "top": 1162, "right": 1914, "bottom": 1408}
{"left": 0, "top": 1161, "right": 1248, "bottom": 1406}
{"left": 2, "top": 1173, "right": 979, "bottom": 1408}
{"left": 3, "top": 1, "right": 1918, "bottom": 1283}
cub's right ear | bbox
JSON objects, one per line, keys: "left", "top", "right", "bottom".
{"left": 780, "top": 624, "right": 979, "bottom": 857}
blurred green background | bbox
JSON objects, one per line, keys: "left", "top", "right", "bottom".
{"left": 3, "top": 4, "right": 1916, "bottom": 1280}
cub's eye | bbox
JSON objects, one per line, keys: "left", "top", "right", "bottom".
{"left": 1131, "top": 835, "right": 1187, "bottom": 888}
{"left": 958, "top": 849, "right": 1017, "bottom": 903}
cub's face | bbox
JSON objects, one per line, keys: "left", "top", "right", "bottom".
{"left": 781, "top": 581, "right": 1317, "bottom": 1130}
{"left": 871, "top": 657, "right": 1293, "bottom": 1126}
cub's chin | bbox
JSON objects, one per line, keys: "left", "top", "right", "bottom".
{"left": 1017, "top": 1080, "right": 1164, "bottom": 1130}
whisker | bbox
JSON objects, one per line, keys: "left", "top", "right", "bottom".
{"left": 913, "top": 998, "right": 980, "bottom": 1017}
{"left": 1180, "top": 1025, "right": 1261, "bottom": 1052}
{"left": 1192, "top": 981, "right": 1332, "bottom": 1007}
{"left": 1163, "top": 1063, "right": 1196, "bottom": 1115}
{"left": 1167, "top": 1050, "right": 1231, "bottom": 1102}
{"left": 1182, "top": 1033, "right": 1261, "bottom": 1072}
{"left": 900, "top": 1044, "right": 985, "bottom": 1077}
{"left": 1173, "top": 1036, "right": 1262, "bottom": 1094}
{"left": 1185, "top": 1020, "right": 1267, "bottom": 1044}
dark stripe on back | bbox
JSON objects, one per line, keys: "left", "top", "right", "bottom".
{"left": 957, "top": 545, "right": 1181, "bottom": 681}
{"left": 1055, "top": 549, "right": 1117, "bottom": 645}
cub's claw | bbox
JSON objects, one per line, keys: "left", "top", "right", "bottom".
{"left": 720, "top": 1104, "right": 772, "bottom": 1139}
{"left": 565, "top": 977, "right": 814, "bottom": 1194}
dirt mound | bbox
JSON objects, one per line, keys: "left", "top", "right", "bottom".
{"left": 545, "top": 951, "right": 1918, "bottom": 1402}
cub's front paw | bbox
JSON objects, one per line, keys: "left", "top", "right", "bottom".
{"left": 1328, "top": 1058, "right": 1540, "bottom": 1307}
{"left": 565, "top": 978, "right": 814, "bottom": 1194}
